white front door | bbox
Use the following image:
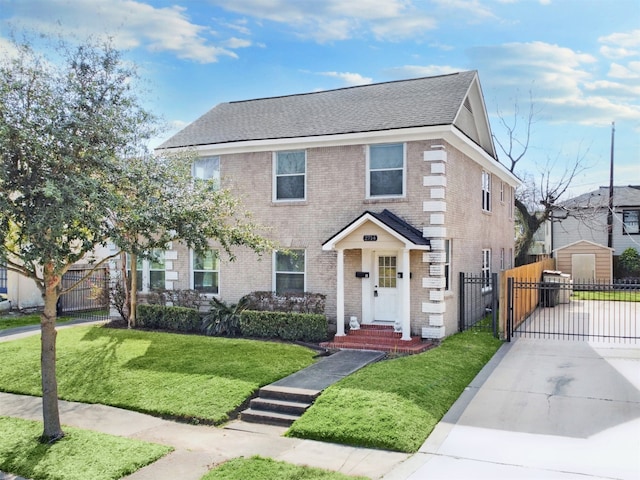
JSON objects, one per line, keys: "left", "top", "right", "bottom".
{"left": 374, "top": 254, "right": 398, "bottom": 322}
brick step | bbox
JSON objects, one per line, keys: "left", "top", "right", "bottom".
{"left": 347, "top": 329, "right": 403, "bottom": 338}
{"left": 320, "top": 340, "right": 435, "bottom": 355}
{"left": 329, "top": 335, "right": 423, "bottom": 347}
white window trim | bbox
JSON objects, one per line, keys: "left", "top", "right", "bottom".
{"left": 273, "top": 150, "right": 307, "bottom": 202}
{"left": 127, "top": 250, "right": 166, "bottom": 293}
{"left": 273, "top": 249, "right": 307, "bottom": 294}
{"left": 444, "top": 239, "right": 452, "bottom": 292}
{"left": 190, "top": 249, "right": 220, "bottom": 296}
{"left": 366, "top": 143, "right": 407, "bottom": 199}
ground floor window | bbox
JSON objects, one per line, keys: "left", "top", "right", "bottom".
{"left": 444, "top": 239, "right": 451, "bottom": 291}
{"left": 482, "top": 249, "right": 492, "bottom": 290}
{"left": 192, "top": 249, "right": 219, "bottom": 294}
{"left": 126, "top": 249, "right": 165, "bottom": 292}
{"left": 275, "top": 249, "right": 305, "bottom": 294}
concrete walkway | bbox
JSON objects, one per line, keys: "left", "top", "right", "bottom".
{"left": 384, "top": 338, "right": 640, "bottom": 480}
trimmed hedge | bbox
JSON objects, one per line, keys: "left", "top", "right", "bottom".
{"left": 240, "top": 310, "right": 328, "bottom": 342}
{"left": 136, "top": 304, "right": 201, "bottom": 333}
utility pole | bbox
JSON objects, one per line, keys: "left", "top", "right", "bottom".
{"left": 607, "top": 121, "right": 615, "bottom": 249}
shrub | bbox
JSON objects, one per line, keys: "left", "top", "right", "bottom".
{"left": 146, "top": 289, "right": 205, "bottom": 309}
{"left": 201, "top": 296, "right": 249, "bottom": 337}
{"left": 136, "top": 304, "right": 201, "bottom": 333}
{"left": 242, "top": 291, "right": 326, "bottom": 314}
{"left": 240, "top": 310, "right": 328, "bottom": 342}
{"left": 619, "top": 247, "right": 640, "bottom": 277}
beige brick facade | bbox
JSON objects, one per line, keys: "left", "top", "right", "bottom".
{"left": 157, "top": 137, "right": 516, "bottom": 339}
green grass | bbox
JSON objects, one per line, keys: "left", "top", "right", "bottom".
{"left": 0, "top": 326, "right": 316, "bottom": 423}
{"left": 201, "top": 456, "right": 368, "bottom": 480}
{"left": 0, "top": 416, "right": 171, "bottom": 480}
{"left": 0, "top": 314, "right": 74, "bottom": 331}
{"left": 572, "top": 290, "right": 640, "bottom": 302}
{"left": 287, "top": 329, "right": 502, "bottom": 453}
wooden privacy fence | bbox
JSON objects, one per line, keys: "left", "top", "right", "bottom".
{"left": 499, "top": 258, "right": 556, "bottom": 337}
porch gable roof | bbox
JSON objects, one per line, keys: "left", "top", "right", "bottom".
{"left": 322, "top": 209, "right": 431, "bottom": 251}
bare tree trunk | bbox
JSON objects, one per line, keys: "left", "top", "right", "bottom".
{"left": 40, "top": 265, "right": 64, "bottom": 442}
{"left": 129, "top": 252, "right": 138, "bottom": 328}
{"left": 514, "top": 198, "right": 545, "bottom": 266}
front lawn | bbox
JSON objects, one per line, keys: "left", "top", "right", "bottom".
{"left": 0, "top": 416, "right": 171, "bottom": 480}
{"left": 0, "top": 326, "right": 316, "bottom": 423}
{"left": 202, "top": 456, "right": 368, "bottom": 480}
{"left": 288, "top": 329, "right": 502, "bottom": 453}
{"left": 0, "top": 314, "right": 74, "bottom": 332}
{"left": 572, "top": 290, "right": 640, "bottom": 302}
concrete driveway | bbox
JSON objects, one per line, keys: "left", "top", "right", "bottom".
{"left": 386, "top": 338, "right": 640, "bottom": 479}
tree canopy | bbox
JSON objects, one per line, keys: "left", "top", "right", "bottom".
{"left": 0, "top": 37, "right": 273, "bottom": 441}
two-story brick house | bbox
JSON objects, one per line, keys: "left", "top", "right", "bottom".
{"left": 154, "top": 71, "right": 519, "bottom": 342}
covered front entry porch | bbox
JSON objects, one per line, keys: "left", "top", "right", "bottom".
{"left": 322, "top": 210, "right": 431, "bottom": 346}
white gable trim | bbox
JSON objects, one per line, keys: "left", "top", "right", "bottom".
{"left": 322, "top": 213, "right": 430, "bottom": 251}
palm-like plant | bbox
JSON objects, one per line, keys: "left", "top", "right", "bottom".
{"left": 201, "top": 296, "right": 249, "bottom": 337}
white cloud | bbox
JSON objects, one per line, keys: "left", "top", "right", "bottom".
{"left": 1, "top": 0, "right": 242, "bottom": 63}
{"left": 599, "top": 46, "right": 637, "bottom": 60}
{"left": 318, "top": 71, "right": 373, "bottom": 86}
{"left": 599, "top": 30, "right": 640, "bottom": 49}
{"left": 608, "top": 61, "right": 640, "bottom": 80}
{"left": 431, "top": 0, "right": 498, "bottom": 22}
{"left": 208, "top": 0, "right": 436, "bottom": 42}
{"left": 223, "top": 37, "right": 252, "bottom": 49}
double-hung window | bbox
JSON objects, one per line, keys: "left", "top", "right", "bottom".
{"left": 274, "top": 150, "right": 306, "bottom": 201}
{"left": 368, "top": 143, "right": 405, "bottom": 197}
{"left": 192, "top": 249, "right": 219, "bottom": 294}
{"left": 622, "top": 210, "right": 639, "bottom": 234}
{"left": 193, "top": 156, "right": 220, "bottom": 188}
{"left": 482, "top": 171, "right": 491, "bottom": 211}
{"left": 482, "top": 249, "right": 492, "bottom": 291}
{"left": 274, "top": 250, "right": 305, "bottom": 294}
{"left": 444, "top": 239, "right": 451, "bottom": 291}
{"left": 126, "top": 249, "right": 165, "bottom": 292}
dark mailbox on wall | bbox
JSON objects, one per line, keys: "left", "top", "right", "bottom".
{"left": 355, "top": 271, "right": 370, "bottom": 278}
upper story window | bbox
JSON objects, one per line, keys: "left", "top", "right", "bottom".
{"left": 482, "top": 171, "right": 492, "bottom": 212}
{"left": 192, "top": 249, "right": 219, "bottom": 294}
{"left": 368, "top": 143, "right": 405, "bottom": 198}
{"left": 193, "top": 156, "right": 220, "bottom": 189}
{"left": 274, "top": 150, "right": 306, "bottom": 201}
{"left": 274, "top": 249, "right": 305, "bottom": 294}
{"left": 623, "top": 210, "right": 639, "bottom": 234}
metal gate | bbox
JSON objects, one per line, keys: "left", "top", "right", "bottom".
{"left": 459, "top": 272, "right": 498, "bottom": 337}
{"left": 58, "top": 268, "right": 110, "bottom": 321}
{"left": 507, "top": 278, "right": 639, "bottom": 343}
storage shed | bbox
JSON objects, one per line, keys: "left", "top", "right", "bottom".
{"left": 553, "top": 240, "right": 613, "bottom": 283}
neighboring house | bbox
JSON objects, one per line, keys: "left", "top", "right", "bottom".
{"left": 155, "top": 71, "right": 519, "bottom": 340}
{"left": 551, "top": 185, "right": 640, "bottom": 270}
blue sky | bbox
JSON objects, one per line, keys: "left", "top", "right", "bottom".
{"left": 1, "top": 0, "right": 638, "bottom": 198}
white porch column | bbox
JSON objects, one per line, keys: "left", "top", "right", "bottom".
{"left": 336, "top": 248, "right": 345, "bottom": 336}
{"left": 401, "top": 248, "right": 411, "bottom": 341}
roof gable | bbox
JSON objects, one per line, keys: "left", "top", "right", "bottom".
{"left": 159, "top": 71, "right": 495, "bottom": 158}
{"left": 322, "top": 210, "right": 430, "bottom": 251}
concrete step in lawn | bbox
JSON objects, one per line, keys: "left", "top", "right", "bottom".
{"left": 239, "top": 385, "right": 320, "bottom": 427}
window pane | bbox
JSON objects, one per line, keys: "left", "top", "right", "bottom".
{"left": 370, "top": 170, "right": 403, "bottom": 196}
{"left": 276, "top": 175, "right": 304, "bottom": 199}
{"left": 149, "top": 271, "right": 165, "bottom": 290}
{"left": 370, "top": 144, "right": 403, "bottom": 169}
{"left": 623, "top": 210, "right": 639, "bottom": 233}
{"left": 194, "top": 272, "right": 218, "bottom": 293}
{"left": 150, "top": 250, "right": 165, "bottom": 270}
{"left": 276, "top": 250, "right": 304, "bottom": 272}
{"left": 194, "top": 250, "right": 218, "bottom": 271}
{"left": 277, "top": 151, "right": 305, "bottom": 174}
{"left": 193, "top": 157, "right": 220, "bottom": 180}
{"left": 276, "top": 273, "right": 304, "bottom": 294}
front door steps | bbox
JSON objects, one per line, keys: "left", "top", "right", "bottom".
{"left": 320, "top": 324, "right": 435, "bottom": 354}
{"left": 240, "top": 385, "right": 320, "bottom": 427}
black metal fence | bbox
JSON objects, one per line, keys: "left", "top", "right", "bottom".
{"left": 58, "top": 268, "right": 110, "bottom": 321}
{"left": 507, "top": 278, "right": 639, "bottom": 343}
{"left": 459, "top": 272, "right": 498, "bottom": 337}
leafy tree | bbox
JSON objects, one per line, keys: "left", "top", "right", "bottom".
{"left": 619, "top": 247, "right": 640, "bottom": 277}
{"left": 0, "top": 38, "right": 273, "bottom": 442}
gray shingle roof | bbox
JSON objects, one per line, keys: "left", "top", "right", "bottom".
{"left": 158, "top": 71, "right": 477, "bottom": 149}
{"left": 559, "top": 186, "right": 640, "bottom": 209}
{"left": 370, "top": 210, "right": 430, "bottom": 247}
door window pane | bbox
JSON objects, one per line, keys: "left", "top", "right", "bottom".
{"left": 378, "top": 256, "right": 397, "bottom": 288}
